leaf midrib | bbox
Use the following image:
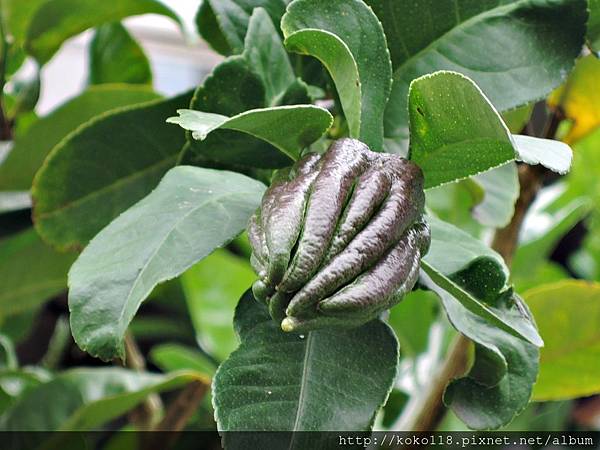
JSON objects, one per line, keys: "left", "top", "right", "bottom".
{"left": 290, "top": 331, "right": 314, "bottom": 439}
{"left": 115, "top": 190, "right": 245, "bottom": 331}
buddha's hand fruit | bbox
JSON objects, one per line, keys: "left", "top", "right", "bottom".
{"left": 248, "top": 138, "right": 430, "bottom": 333}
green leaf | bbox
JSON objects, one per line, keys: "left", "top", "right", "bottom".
{"left": 408, "top": 71, "right": 515, "bottom": 189}
{"left": 284, "top": 30, "right": 360, "bottom": 137}
{"left": 0, "top": 367, "right": 51, "bottom": 415}
{"left": 281, "top": 0, "right": 392, "bottom": 150}
{"left": 502, "top": 104, "right": 534, "bottom": 134}
{"left": 388, "top": 290, "right": 438, "bottom": 358}
{"left": 150, "top": 344, "right": 217, "bottom": 377}
{"left": 213, "top": 291, "right": 398, "bottom": 439}
{"left": 424, "top": 216, "right": 542, "bottom": 347}
{"left": 513, "top": 191, "right": 591, "bottom": 274}
{"left": 525, "top": 281, "right": 600, "bottom": 401}
{"left": 424, "top": 279, "right": 538, "bottom": 430}
{"left": 0, "top": 229, "right": 76, "bottom": 320}
{"left": 24, "top": 0, "right": 181, "bottom": 64}
{"left": 0, "top": 85, "right": 159, "bottom": 191}
{"left": 421, "top": 260, "right": 542, "bottom": 347}
{"left": 0, "top": 335, "right": 17, "bottom": 370}
{"left": 196, "top": 0, "right": 289, "bottom": 55}
{"left": 425, "top": 215, "right": 508, "bottom": 278}
{"left": 242, "top": 8, "right": 302, "bottom": 106}
{"left": 3, "top": 0, "right": 47, "bottom": 44}
{"left": 32, "top": 92, "right": 190, "bottom": 251}
{"left": 366, "top": 0, "right": 588, "bottom": 152}
{"left": 513, "top": 135, "right": 573, "bottom": 175}
{"left": 0, "top": 368, "right": 203, "bottom": 430}
{"left": 68, "top": 166, "right": 266, "bottom": 361}
{"left": 471, "top": 163, "right": 519, "bottom": 228}
{"left": 513, "top": 262, "right": 569, "bottom": 294}
{"left": 169, "top": 106, "right": 332, "bottom": 161}
{"left": 422, "top": 216, "right": 542, "bottom": 427}
{"left": 89, "top": 22, "right": 152, "bottom": 85}
{"left": 183, "top": 9, "right": 312, "bottom": 170}
{"left": 181, "top": 250, "right": 256, "bottom": 361}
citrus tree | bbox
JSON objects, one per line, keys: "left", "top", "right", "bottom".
{"left": 1, "top": 0, "right": 600, "bottom": 447}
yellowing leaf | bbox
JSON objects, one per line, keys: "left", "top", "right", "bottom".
{"left": 525, "top": 280, "right": 600, "bottom": 401}
{"left": 548, "top": 55, "right": 600, "bottom": 144}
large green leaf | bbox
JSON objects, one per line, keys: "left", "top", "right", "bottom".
{"left": 89, "top": 22, "right": 152, "bottom": 85}
{"left": 0, "top": 229, "right": 75, "bottom": 320}
{"left": 408, "top": 71, "right": 515, "bottom": 189}
{"left": 169, "top": 106, "right": 332, "bottom": 162}
{"left": 424, "top": 216, "right": 542, "bottom": 347}
{"left": 525, "top": 281, "right": 600, "bottom": 401}
{"left": 213, "top": 291, "right": 398, "bottom": 442}
{"left": 425, "top": 215, "right": 508, "bottom": 278}
{"left": 0, "top": 368, "right": 203, "bottom": 430}
{"left": 421, "top": 261, "right": 541, "bottom": 347}
{"left": 281, "top": 0, "right": 392, "bottom": 150}
{"left": 0, "top": 85, "right": 159, "bottom": 191}
{"left": 32, "top": 92, "right": 191, "bottom": 251}
{"left": 68, "top": 166, "right": 266, "bottom": 361}
{"left": 196, "top": 0, "right": 289, "bottom": 55}
{"left": 365, "top": 0, "right": 588, "bottom": 152}
{"left": 24, "top": 0, "right": 181, "bottom": 64}
{"left": 183, "top": 9, "right": 312, "bottom": 170}
{"left": 422, "top": 215, "right": 541, "bottom": 428}
{"left": 242, "top": 7, "right": 303, "bottom": 106}
{"left": 424, "top": 280, "right": 538, "bottom": 430}
{"left": 181, "top": 249, "right": 256, "bottom": 361}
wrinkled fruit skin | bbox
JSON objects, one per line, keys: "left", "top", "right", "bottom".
{"left": 248, "top": 138, "right": 430, "bottom": 333}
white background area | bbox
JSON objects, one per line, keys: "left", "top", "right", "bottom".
{"left": 25, "top": 0, "right": 223, "bottom": 114}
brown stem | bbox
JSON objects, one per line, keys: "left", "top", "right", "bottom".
{"left": 491, "top": 164, "right": 544, "bottom": 265}
{"left": 122, "top": 334, "right": 164, "bottom": 429}
{"left": 142, "top": 381, "right": 209, "bottom": 450}
{"left": 154, "top": 380, "right": 208, "bottom": 432}
{"left": 399, "top": 334, "right": 471, "bottom": 432}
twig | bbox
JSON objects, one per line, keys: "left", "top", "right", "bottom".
{"left": 398, "top": 333, "right": 471, "bottom": 432}
{"left": 154, "top": 380, "right": 208, "bottom": 432}
{"left": 491, "top": 164, "right": 545, "bottom": 265}
{"left": 122, "top": 333, "right": 164, "bottom": 429}
{"left": 141, "top": 380, "right": 209, "bottom": 450}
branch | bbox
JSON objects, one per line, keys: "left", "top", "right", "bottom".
{"left": 122, "top": 333, "right": 164, "bottom": 429}
{"left": 491, "top": 164, "right": 545, "bottom": 265}
{"left": 397, "top": 333, "right": 471, "bottom": 432}
{"left": 142, "top": 380, "right": 209, "bottom": 450}
{"left": 154, "top": 380, "right": 209, "bottom": 431}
